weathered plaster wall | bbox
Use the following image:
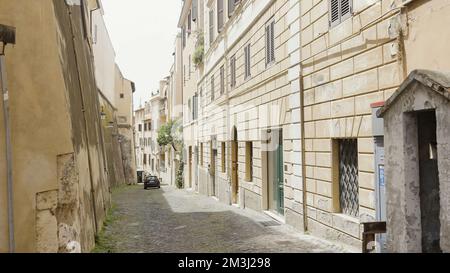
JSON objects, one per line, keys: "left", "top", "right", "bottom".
{"left": 384, "top": 82, "right": 450, "bottom": 253}
{"left": 0, "top": 0, "right": 74, "bottom": 252}
{"left": 0, "top": 0, "right": 112, "bottom": 252}
{"left": 403, "top": 0, "right": 450, "bottom": 74}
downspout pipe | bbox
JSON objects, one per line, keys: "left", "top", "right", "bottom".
{"left": 0, "top": 24, "right": 16, "bottom": 253}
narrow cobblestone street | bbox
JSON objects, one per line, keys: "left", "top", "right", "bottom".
{"left": 97, "top": 185, "right": 353, "bottom": 253}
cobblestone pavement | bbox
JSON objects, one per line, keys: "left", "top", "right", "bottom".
{"left": 101, "top": 185, "right": 353, "bottom": 253}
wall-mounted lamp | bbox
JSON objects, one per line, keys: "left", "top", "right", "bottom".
{"left": 100, "top": 106, "right": 106, "bottom": 120}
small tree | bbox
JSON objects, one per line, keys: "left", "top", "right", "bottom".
{"left": 157, "top": 119, "right": 184, "bottom": 189}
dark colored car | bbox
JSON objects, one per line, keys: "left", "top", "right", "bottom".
{"left": 144, "top": 174, "right": 160, "bottom": 189}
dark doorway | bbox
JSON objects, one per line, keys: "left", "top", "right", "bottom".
{"left": 417, "top": 110, "right": 441, "bottom": 253}
{"left": 137, "top": 171, "right": 144, "bottom": 184}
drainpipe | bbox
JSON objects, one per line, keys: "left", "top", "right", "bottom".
{"left": 299, "top": 70, "right": 308, "bottom": 232}
{"left": 0, "top": 24, "right": 16, "bottom": 253}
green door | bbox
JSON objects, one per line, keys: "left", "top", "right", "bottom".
{"left": 275, "top": 130, "right": 284, "bottom": 215}
{"left": 268, "top": 129, "right": 284, "bottom": 215}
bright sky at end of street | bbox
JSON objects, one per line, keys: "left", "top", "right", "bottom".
{"left": 101, "top": 0, "right": 182, "bottom": 110}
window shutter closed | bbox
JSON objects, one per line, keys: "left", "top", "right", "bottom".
{"left": 230, "top": 56, "right": 236, "bottom": 88}
{"left": 209, "top": 10, "right": 215, "bottom": 45}
{"left": 329, "top": 0, "right": 340, "bottom": 27}
{"left": 220, "top": 66, "right": 225, "bottom": 95}
{"left": 228, "top": 0, "right": 235, "bottom": 17}
{"left": 218, "top": 0, "right": 224, "bottom": 32}
{"left": 192, "top": 0, "right": 198, "bottom": 21}
{"left": 270, "top": 21, "right": 275, "bottom": 62}
{"left": 340, "top": 0, "right": 352, "bottom": 20}
{"left": 245, "top": 44, "right": 251, "bottom": 78}
{"left": 330, "top": 0, "right": 353, "bottom": 27}
{"left": 211, "top": 76, "right": 215, "bottom": 101}
{"left": 265, "top": 25, "right": 270, "bottom": 64}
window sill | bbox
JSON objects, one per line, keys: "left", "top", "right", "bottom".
{"left": 332, "top": 212, "right": 360, "bottom": 224}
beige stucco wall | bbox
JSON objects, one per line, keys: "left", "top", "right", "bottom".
{"left": 92, "top": 6, "right": 117, "bottom": 107}
{"left": 1, "top": 0, "right": 113, "bottom": 253}
{"left": 0, "top": 0, "right": 74, "bottom": 253}
{"left": 403, "top": 0, "right": 450, "bottom": 74}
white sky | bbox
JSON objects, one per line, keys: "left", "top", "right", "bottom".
{"left": 101, "top": 0, "right": 182, "bottom": 109}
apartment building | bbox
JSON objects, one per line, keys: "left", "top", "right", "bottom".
{"left": 149, "top": 85, "right": 169, "bottom": 180}
{"left": 179, "top": 0, "right": 205, "bottom": 191}
{"left": 177, "top": 0, "right": 302, "bottom": 223}
{"left": 134, "top": 102, "right": 153, "bottom": 180}
{"left": 114, "top": 65, "right": 137, "bottom": 185}
{"left": 169, "top": 0, "right": 450, "bottom": 251}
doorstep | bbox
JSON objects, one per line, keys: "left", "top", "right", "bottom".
{"left": 263, "top": 210, "right": 286, "bottom": 224}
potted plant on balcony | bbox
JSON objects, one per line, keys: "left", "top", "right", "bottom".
{"left": 192, "top": 31, "right": 204, "bottom": 67}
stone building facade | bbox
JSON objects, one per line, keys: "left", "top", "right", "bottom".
{"left": 177, "top": 0, "right": 303, "bottom": 227}
{"left": 179, "top": 0, "right": 205, "bottom": 191}
{"left": 297, "top": 0, "right": 404, "bottom": 247}
{"left": 147, "top": 0, "right": 450, "bottom": 252}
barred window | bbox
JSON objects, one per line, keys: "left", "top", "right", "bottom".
{"left": 338, "top": 139, "right": 359, "bottom": 217}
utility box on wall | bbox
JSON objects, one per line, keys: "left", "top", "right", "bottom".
{"left": 371, "top": 102, "right": 386, "bottom": 253}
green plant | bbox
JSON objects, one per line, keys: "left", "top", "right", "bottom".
{"left": 176, "top": 162, "right": 184, "bottom": 189}
{"left": 193, "top": 32, "right": 205, "bottom": 67}
{"left": 157, "top": 121, "right": 174, "bottom": 147}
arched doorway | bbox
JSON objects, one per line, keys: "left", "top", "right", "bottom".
{"left": 231, "top": 126, "right": 239, "bottom": 204}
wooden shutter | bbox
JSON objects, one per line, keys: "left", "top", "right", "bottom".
{"left": 265, "top": 25, "right": 271, "bottom": 65}
{"left": 230, "top": 56, "right": 236, "bottom": 88}
{"left": 245, "top": 44, "right": 251, "bottom": 78}
{"left": 209, "top": 10, "right": 215, "bottom": 45}
{"left": 270, "top": 21, "right": 275, "bottom": 63}
{"left": 329, "top": 0, "right": 340, "bottom": 27}
{"left": 220, "top": 66, "right": 225, "bottom": 95}
{"left": 218, "top": 0, "right": 224, "bottom": 32}
{"left": 188, "top": 12, "right": 192, "bottom": 34}
{"left": 340, "top": 0, "right": 353, "bottom": 21}
{"left": 228, "top": 0, "right": 235, "bottom": 17}
{"left": 192, "top": 0, "right": 198, "bottom": 22}
{"left": 211, "top": 76, "right": 215, "bottom": 101}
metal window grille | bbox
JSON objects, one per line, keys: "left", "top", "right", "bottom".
{"left": 339, "top": 139, "right": 359, "bottom": 217}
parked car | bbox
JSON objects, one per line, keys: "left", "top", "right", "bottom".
{"left": 143, "top": 172, "right": 160, "bottom": 189}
